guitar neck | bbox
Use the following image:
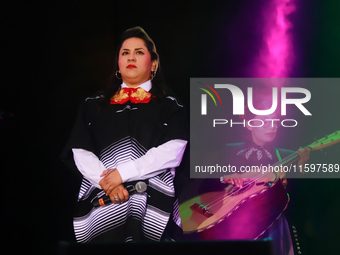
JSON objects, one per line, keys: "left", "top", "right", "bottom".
{"left": 273, "top": 152, "right": 300, "bottom": 178}
{"left": 273, "top": 129, "right": 340, "bottom": 178}
{"left": 273, "top": 130, "right": 340, "bottom": 172}
{"left": 273, "top": 152, "right": 300, "bottom": 168}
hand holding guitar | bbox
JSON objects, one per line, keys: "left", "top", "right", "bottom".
{"left": 179, "top": 130, "right": 340, "bottom": 239}
{"left": 296, "top": 147, "right": 311, "bottom": 173}
{"left": 222, "top": 173, "right": 247, "bottom": 189}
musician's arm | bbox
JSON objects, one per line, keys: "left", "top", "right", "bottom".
{"left": 221, "top": 173, "right": 244, "bottom": 188}
{"left": 296, "top": 147, "right": 311, "bottom": 172}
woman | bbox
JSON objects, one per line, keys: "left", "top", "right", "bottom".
{"left": 62, "top": 27, "right": 188, "bottom": 243}
{"left": 221, "top": 102, "right": 310, "bottom": 255}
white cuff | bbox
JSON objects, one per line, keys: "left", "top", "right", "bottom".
{"left": 116, "top": 139, "right": 187, "bottom": 182}
{"left": 116, "top": 160, "right": 139, "bottom": 183}
{"left": 72, "top": 148, "right": 105, "bottom": 188}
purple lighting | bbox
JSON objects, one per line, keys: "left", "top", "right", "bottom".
{"left": 253, "top": 0, "right": 296, "bottom": 78}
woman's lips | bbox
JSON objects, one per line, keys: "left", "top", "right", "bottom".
{"left": 126, "top": 64, "right": 137, "bottom": 69}
{"left": 266, "top": 132, "right": 275, "bottom": 136}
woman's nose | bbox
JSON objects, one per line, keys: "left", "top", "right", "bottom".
{"left": 128, "top": 53, "right": 136, "bottom": 61}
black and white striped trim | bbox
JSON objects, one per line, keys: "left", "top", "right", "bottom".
{"left": 74, "top": 136, "right": 179, "bottom": 243}
{"left": 100, "top": 136, "right": 147, "bottom": 169}
{"left": 142, "top": 204, "right": 171, "bottom": 241}
{"left": 172, "top": 199, "right": 182, "bottom": 228}
{"left": 78, "top": 179, "right": 93, "bottom": 200}
{"left": 74, "top": 193, "right": 148, "bottom": 243}
{"left": 149, "top": 176, "right": 175, "bottom": 197}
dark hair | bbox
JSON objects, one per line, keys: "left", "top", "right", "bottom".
{"left": 102, "top": 26, "right": 167, "bottom": 105}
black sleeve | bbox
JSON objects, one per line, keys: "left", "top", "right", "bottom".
{"left": 159, "top": 100, "right": 189, "bottom": 144}
{"left": 60, "top": 100, "right": 96, "bottom": 171}
{"left": 160, "top": 99, "right": 190, "bottom": 196}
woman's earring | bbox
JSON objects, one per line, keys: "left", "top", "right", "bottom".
{"left": 115, "top": 70, "right": 122, "bottom": 79}
{"left": 150, "top": 70, "right": 156, "bottom": 80}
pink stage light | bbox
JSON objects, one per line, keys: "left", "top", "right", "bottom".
{"left": 254, "top": 0, "right": 296, "bottom": 79}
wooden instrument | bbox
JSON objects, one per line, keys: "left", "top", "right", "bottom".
{"left": 179, "top": 130, "right": 340, "bottom": 240}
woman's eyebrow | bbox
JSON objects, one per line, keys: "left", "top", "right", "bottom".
{"left": 121, "top": 47, "right": 146, "bottom": 51}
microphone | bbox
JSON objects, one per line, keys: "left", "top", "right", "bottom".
{"left": 127, "top": 181, "right": 147, "bottom": 194}
{"left": 93, "top": 181, "right": 147, "bottom": 207}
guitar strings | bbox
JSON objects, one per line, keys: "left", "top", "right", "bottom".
{"left": 193, "top": 131, "right": 339, "bottom": 214}
{"left": 205, "top": 152, "right": 299, "bottom": 210}
{"left": 205, "top": 152, "right": 298, "bottom": 210}
{"left": 204, "top": 175, "right": 264, "bottom": 210}
{"left": 202, "top": 152, "right": 299, "bottom": 211}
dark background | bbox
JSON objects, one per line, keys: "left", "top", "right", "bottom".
{"left": 2, "top": 0, "right": 340, "bottom": 254}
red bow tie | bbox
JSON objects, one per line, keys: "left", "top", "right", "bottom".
{"left": 110, "top": 87, "right": 152, "bottom": 104}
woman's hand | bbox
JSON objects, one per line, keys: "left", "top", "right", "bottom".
{"left": 296, "top": 147, "right": 311, "bottom": 172}
{"left": 108, "top": 184, "right": 129, "bottom": 204}
{"left": 99, "top": 168, "right": 123, "bottom": 195}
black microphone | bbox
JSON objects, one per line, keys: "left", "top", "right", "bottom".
{"left": 93, "top": 181, "right": 147, "bottom": 207}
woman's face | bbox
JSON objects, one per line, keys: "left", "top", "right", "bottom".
{"left": 246, "top": 113, "right": 279, "bottom": 146}
{"left": 118, "top": 37, "right": 157, "bottom": 87}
